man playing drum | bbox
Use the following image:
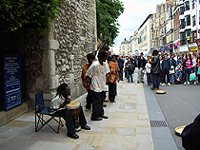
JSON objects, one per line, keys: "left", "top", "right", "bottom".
{"left": 56, "top": 83, "right": 90, "bottom": 139}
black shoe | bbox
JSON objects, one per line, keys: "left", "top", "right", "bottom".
{"left": 101, "top": 115, "right": 108, "bottom": 119}
{"left": 81, "top": 124, "right": 91, "bottom": 130}
{"left": 103, "top": 104, "right": 107, "bottom": 107}
{"left": 91, "top": 117, "right": 102, "bottom": 121}
{"left": 104, "top": 100, "right": 109, "bottom": 102}
{"left": 67, "top": 133, "right": 79, "bottom": 139}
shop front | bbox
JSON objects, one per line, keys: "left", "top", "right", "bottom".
{"left": 188, "top": 43, "right": 198, "bottom": 52}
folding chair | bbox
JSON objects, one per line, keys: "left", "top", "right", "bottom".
{"left": 35, "top": 90, "right": 63, "bottom": 133}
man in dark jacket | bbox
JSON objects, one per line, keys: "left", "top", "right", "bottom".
{"left": 117, "top": 55, "right": 125, "bottom": 81}
{"left": 161, "top": 53, "right": 171, "bottom": 86}
{"left": 151, "top": 50, "right": 160, "bottom": 90}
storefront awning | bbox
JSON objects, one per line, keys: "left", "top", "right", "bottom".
{"left": 179, "top": 45, "right": 188, "bottom": 52}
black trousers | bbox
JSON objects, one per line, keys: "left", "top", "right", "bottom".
{"left": 86, "top": 90, "right": 92, "bottom": 109}
{"left": 108, "top": 83, "right": 116, "bottom": 102}
{"left": 91, "top": 91, "right": 104, "bottom": 118}
{"left": 55, "top": 106, "right": 87, "bottom": 134}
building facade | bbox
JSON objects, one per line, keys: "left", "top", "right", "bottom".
{"left": 119, "top": 38, "right": 131, "bottom": 56}
{"left": 179, "top": 0, "right": 199, "bottom": 52}
{"left": 137, "top": 14, "right": 153, "bottom": 54}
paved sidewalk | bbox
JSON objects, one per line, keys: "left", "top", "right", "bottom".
{"left": 0, "top": 81, "right": 153, "bottom": 150}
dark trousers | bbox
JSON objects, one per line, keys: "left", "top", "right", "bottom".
{"left": 146, "top": 73, "right": 152, "bottom": 85}
{"left": 162, "top": 69, "right": 170, "bottom": 83}
{"left": 151, "top": 73, "right": 160, "bottom": 89}
{"left": 86, "top": 90, "right": 92, "bottom": 109}
{"left": 91, "top": 91, "right": 104, "bottom": 118}
{"left": 56, "top": 106, "right": 87, "bottom": 134}
{"left": 119, "top": 69, "right": 124, "bottom": 81}
{"left": 108, "top": 83, "right": 116, "bottom": 102}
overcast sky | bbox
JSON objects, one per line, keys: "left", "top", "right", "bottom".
{"left": 113, "top": 0, "right": 164, "bottom": 54}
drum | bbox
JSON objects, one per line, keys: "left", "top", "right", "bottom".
{"left": 155, "top": 89, "right": 166, "bottom": 94}
{"left": 66, "top": 100, "right": 81, "bottom": 129}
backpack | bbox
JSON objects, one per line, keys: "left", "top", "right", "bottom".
{"left": 127, "top": 63, "right": 135, "bottom": 72}
{"left": 181, "top": 114, "right": 200, "bottom": 149}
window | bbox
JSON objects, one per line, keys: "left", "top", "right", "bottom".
{"left": 180, "top": 32, "right": 186, "bottom": 45}
{"left": 184, "top": 1, "right": 190, "bottom": 11}
{"left": 192, "top": 15, "right": 196, "bottom": 26}
{"left": 180, "top": 19, "right": 185, "bottom": 29}
{"left": 180, "top": 6, "right": 184, "bottom": 15}
{"left": 192, "top": 2, "right": 195, "bottom": 9}
{"left": 185, "top": 15, "right": 191, "bottom": 26}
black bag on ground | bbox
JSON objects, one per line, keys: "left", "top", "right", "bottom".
{"left": 181, "top": 114, "right": 200, "bottom": 150}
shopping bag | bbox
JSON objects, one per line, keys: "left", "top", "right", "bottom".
{"left": 197, "top": 67, "right": 200, "bottom": 75}
{"left": 189, "top": 73, "right": 196, "bottom": 81}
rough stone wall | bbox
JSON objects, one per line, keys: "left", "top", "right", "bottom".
{"left": 53, "top": 0, "right": 96, "bottom": 98}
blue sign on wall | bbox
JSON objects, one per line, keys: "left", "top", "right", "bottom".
{"left": 3, "top": 55, "right": 22, "bottom": 111}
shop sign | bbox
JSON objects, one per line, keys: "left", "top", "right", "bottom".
{"left": 189, "top": 46, "right": 198, "bottom": 52}
{"left": 3, "top": 54, "right": 22, "bottom": 111}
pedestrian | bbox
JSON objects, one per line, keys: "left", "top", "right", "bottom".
{"left": 107, "top": 55, "right": 119, "bottom": 102}
{"left": 183, "top": 53, "right": 193, "bottom": 85}
{"left": 196, "top": 54, "right": 200, "bottom": 83}
{"left": 137, "top": 52, "right": 146, "bottom": 83}
{"left": 169, "top": 54, "right": 177, "bottom": 84}
{"left": 161, "top": 53, "right": 171, "bottom": 86}
{"left": 145, "top": 55, "right": 152, "bottom": 86}
{"left": 125, "top": 57, "right": 135, "bottom": 83}
{"left": 151, "top": 50, "right": 160, "bottom": 90}
{"left": 86, "top": 48, "right": 109, "bottom": 121}
{"left": 117, "top": 55, "right": 124, "bottom": 81}
{"left": 81, "top": 53, "right": 95, "bottom": 111}
{"left": 56, "top": 83, "right": 91, "bottom": 139}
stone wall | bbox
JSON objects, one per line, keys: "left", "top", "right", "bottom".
{"left": 0, "top": 0, "right": 96, "bottom": 125}
{"left": 53, "top": 0, "right": 96, "bottom": 99}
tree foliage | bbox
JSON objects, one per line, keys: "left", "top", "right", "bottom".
{"left": 0, "top": 0, "right": 62, "bottom": 34}
{"left": 96, "top": 0, "right": 124, "bottom": 47}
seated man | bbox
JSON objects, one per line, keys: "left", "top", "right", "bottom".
{"left": 55, "top": 83, "right": 90, "bottom": 139}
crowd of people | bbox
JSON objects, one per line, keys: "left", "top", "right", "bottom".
{"left": 111, "top": 50, "right": 200, "bottom": 90}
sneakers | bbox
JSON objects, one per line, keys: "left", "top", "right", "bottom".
{"left": 161, "top": 83, "right": 165, "bottom": 86}
{"left": 184, "top": 82, "right": 187, "bottom": 85}
{"left": 167, "top": 83, "right": 171, "bottom": 86}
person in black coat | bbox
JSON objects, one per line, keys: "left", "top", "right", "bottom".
{"left": 151, "top": 50, "right": 160, "bottom": 90}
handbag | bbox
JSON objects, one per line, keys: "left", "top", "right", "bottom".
{"left": 189, "top": 72, "right": 196, "bottom": 81}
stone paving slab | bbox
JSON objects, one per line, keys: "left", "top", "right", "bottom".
{"left": 0, "top": 81, "right": 153, "bottom": 150}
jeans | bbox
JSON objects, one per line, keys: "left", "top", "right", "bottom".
{"left": 128, "top": 74, "right": 133, "bottom": 83}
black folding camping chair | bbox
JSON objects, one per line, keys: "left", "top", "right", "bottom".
{"left": 35, "top": 90, "right": 63, "bottom": 133}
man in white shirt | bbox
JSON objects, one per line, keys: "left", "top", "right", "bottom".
{"left": 86, "top": 49, "right": 109, "bottom": 121}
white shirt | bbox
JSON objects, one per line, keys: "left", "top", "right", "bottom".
{"left": 86, "top": 60, "right": 108, "bottom": 92}
{"left": 145, "top": 62, "right": 151, "bottom": 73}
